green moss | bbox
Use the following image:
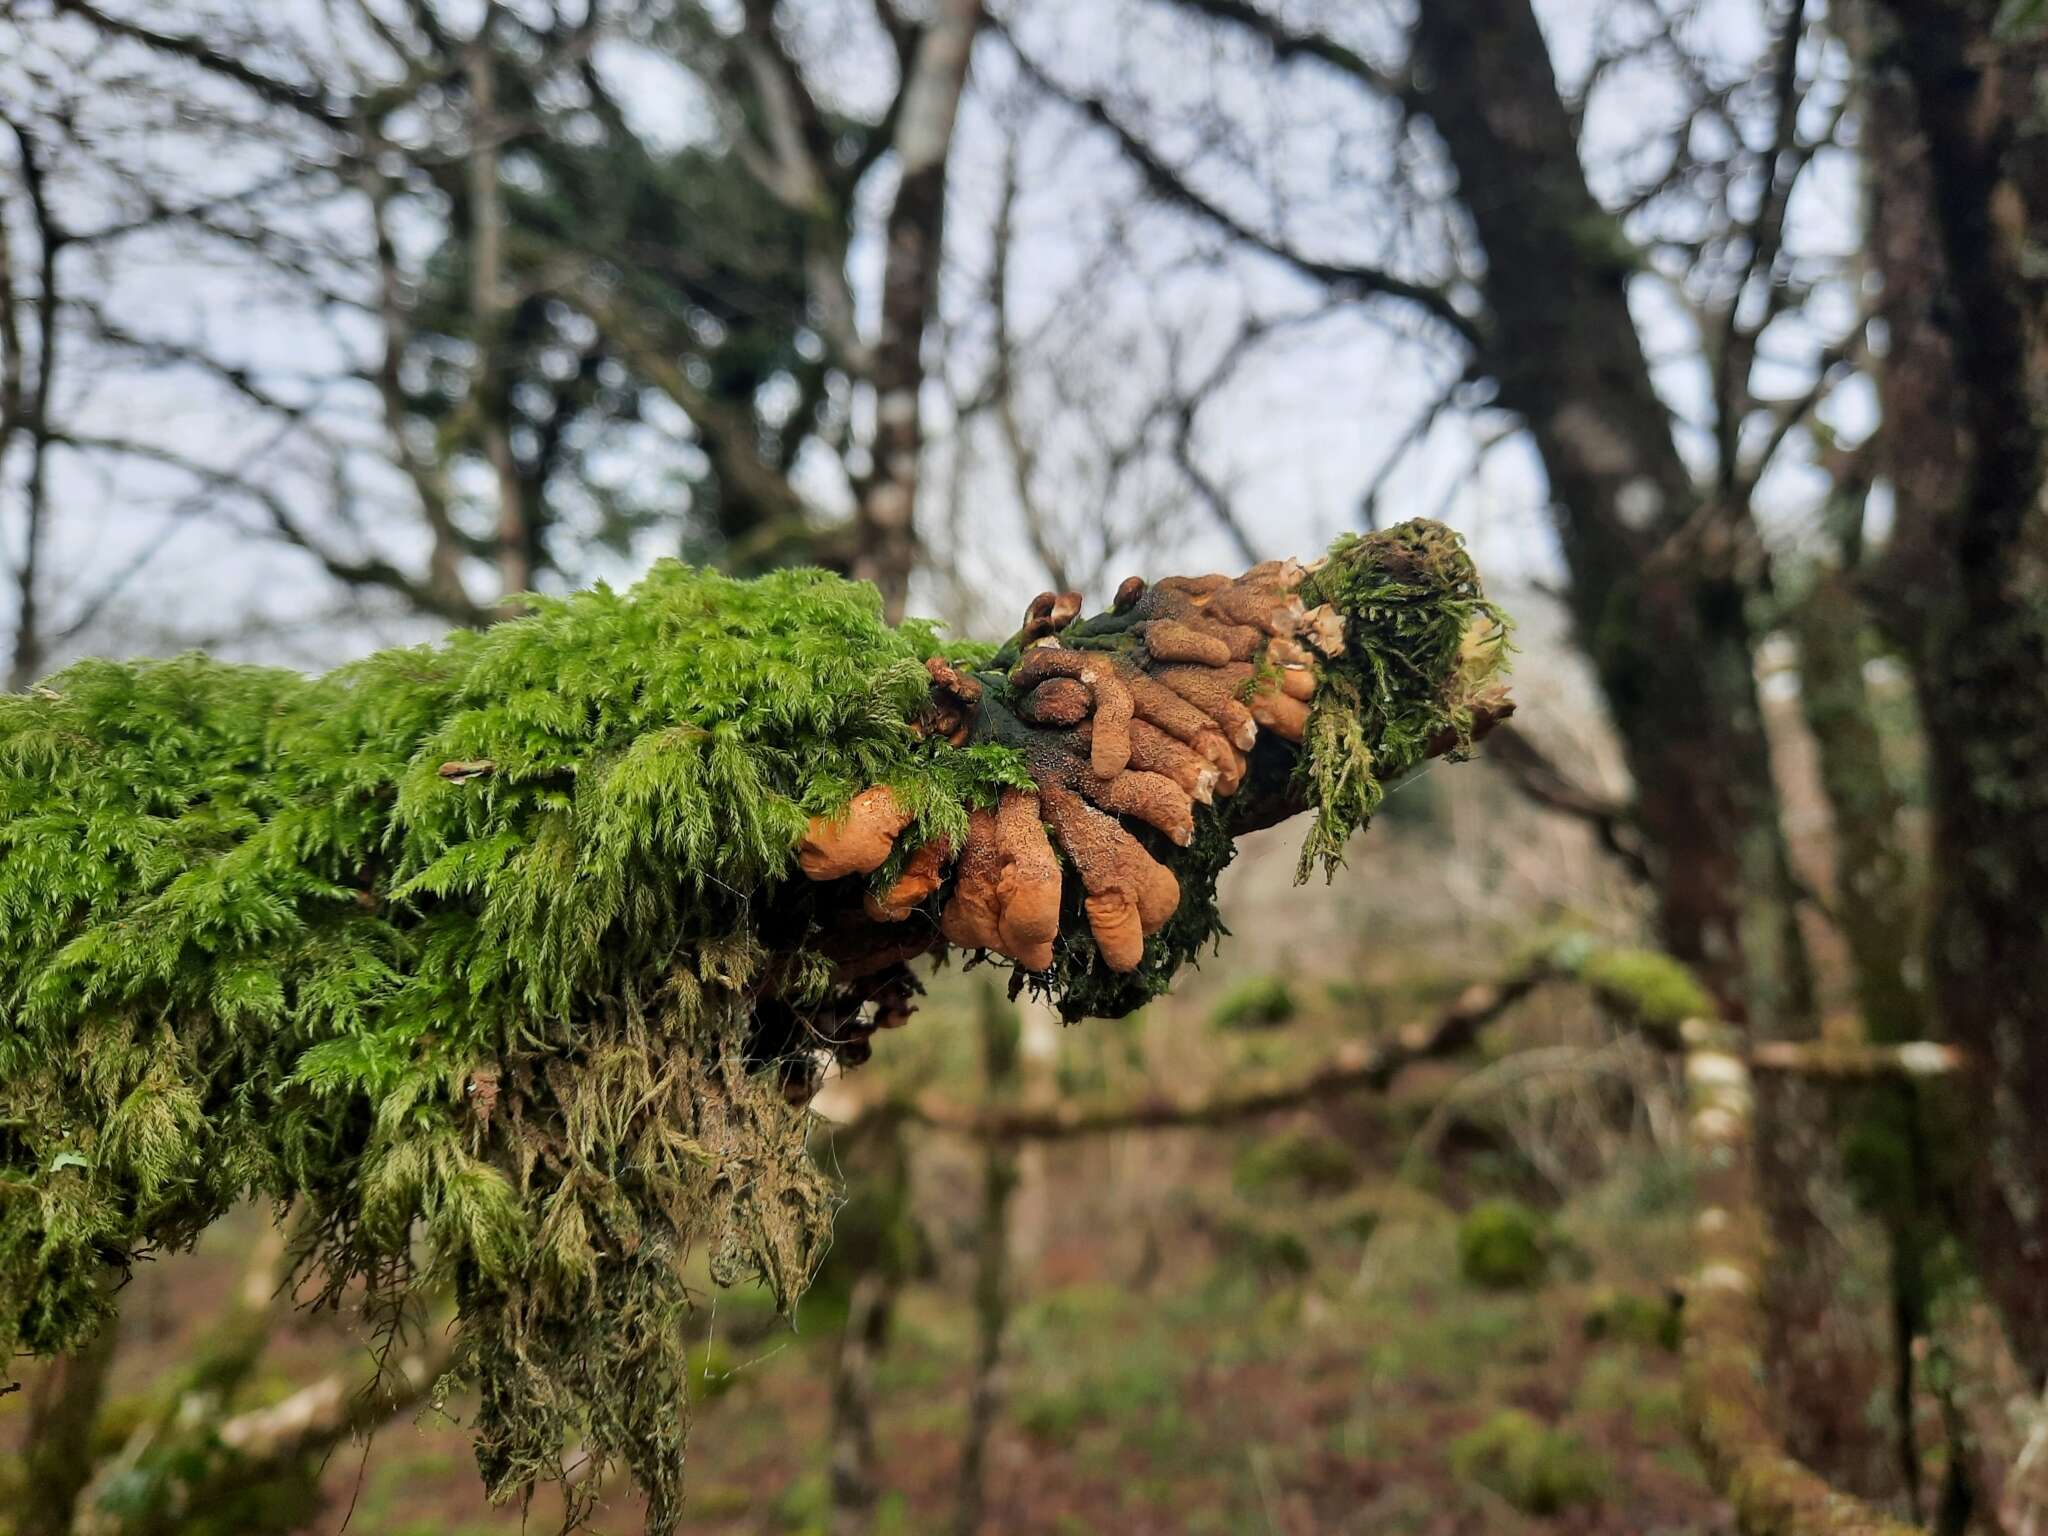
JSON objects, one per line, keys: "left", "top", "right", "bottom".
{"left": 1580, "top": 948, "right": 1712, "bottom": 1028}
{"left": 1528, "top": 932, "right": 1712, "bottom": 1029}
{"left": 1582, "top": 1287, "right": 1682, "bottom": 1352}
{"left": 1209, "top": 974, "right": 1298, "bottom": 1031}
{"left": 0, "top": 563, "right": 1021, "bottom": 1530}
{"left": 1457, "top": 1199, "right": 1549, "bottom": 1290}
{"left": 1209, "top": 1211, "right": 1316, "bottom": 1281}
{"left": 1015, "top": 1356, "right": 1180, "bottom": 1442}
{"left": 1450, "top": 1409, "right": 1609, "bottom": 1515}
{"left": 1292, "top": 520, "right": 1508, "bottom": 880}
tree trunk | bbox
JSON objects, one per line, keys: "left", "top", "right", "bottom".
{"left": 1859, "top": 0, "right": 2048, "bottom": 1388}
{"left": 1795, "top": 564, "right": 1960, "bottom": 1513}
{"left": 1405, "top": 0, "right": 1890, "bottom": 1484}
{"left": 954, "top": 981, "right": 1020, "bottom": 1536}
{"left": 19, "top": 1310, "right": 119, "bottom": 1536}
{"left": 1407, "top": 0, "right": 1806, "bottom": 1024}
{"left": 855, "top": 0, "right": 982, "bottom": 621}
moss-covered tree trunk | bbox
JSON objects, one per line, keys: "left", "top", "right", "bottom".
{"left": 953, "top": 981, "right": 1020, "bottom": 1536}
{"left": 1793, "top": 564, "right": 1965, "bottom": 1514}
{"left": 1857, "top": 0, "right": 2048, "bottom": 1389}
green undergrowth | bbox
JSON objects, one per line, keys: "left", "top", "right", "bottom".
{"left": 1458, "top": 1199, "right": 1551, "bottom": 1290}
{"left": 1450, "top": 1409, "right": 1610, "bottom": 1515}
{"left": 1209, "top": 973, "right": 1297, "bottom": 1031}
{"left": 1233, "top": 1129, "right": 1361, "bottom": 1196}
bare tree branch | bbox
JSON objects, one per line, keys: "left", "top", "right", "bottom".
{"left": 46, "top": 0, "right": 354, "bottom": 130}
{"left": 2, "top": 114, "right": 62, "bottom": 689}
{"left": 1481, "top": 723, "right": 1652, "bottom": 883}
{"left": 994, "top": 21, "right": 1480, "bottom": 348}
{"left": 1156, "top": 0, "right": 1416, "bottom": 104}
{"left": 843, "top": 969, "right": 1538, "bottom": 1141}
{"left": 462, "top": 21, "right": 529, "bottom": 607}
{"left": 46, "top": 430, "right": 484, "bottom": 624}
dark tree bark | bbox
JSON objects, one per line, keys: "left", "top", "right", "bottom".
{"left": 1858, "top": 0, "right": 2048, "bottom": 1388}
{"left": 18, "top": 1308, "right": 119, "bottom": 1536}
{"left": 1402, "top": 0, "right": 1890, "bottom": 1485}
{"left": 1407, "top": 0, "right": 1809, "bottom": 1029}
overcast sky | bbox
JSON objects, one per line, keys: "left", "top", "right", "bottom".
{"left": 0, "top": 0, "right": 1854, "bottom": 695}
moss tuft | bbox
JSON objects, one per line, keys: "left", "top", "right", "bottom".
{"left": 1457, "top": 1199, "right": 1550, "bottom": 1290}
{"left": 1451, "top": 1409, "right": 1609, "bottom": 1514}
{"left": 1583, "top": 1287, "right": 1683, "bottom": 1352}
{"left": 1527, "top": 932, "right": 1712, "bottom": 1029}
{"left": 1292, "top": 520, "right": 1508, "bottom": 880}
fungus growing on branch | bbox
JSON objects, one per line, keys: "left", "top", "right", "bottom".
{"left": 801, "top": 518, "right": 1511, "bottom": 999}
{"left": 0, "top": 518, "right": 1506, "bottom": 1529}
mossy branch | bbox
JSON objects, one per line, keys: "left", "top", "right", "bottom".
{"left": 0, "top": 520, "right": 1508, "bottom": 1525}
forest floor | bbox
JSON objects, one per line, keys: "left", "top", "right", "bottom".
{"left": 27, "top": 994, "right": 1740, "bottom": 1531}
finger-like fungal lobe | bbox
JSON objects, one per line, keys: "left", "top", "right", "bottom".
{"left": 940, "top": 806, "right": 1005, "bottom": 951}
{"left": 1083, "top": 663, "right": 1135, "bottom": 777}
{"left": 993, "top": 788, "right": 1061, "bottom": 970}
{"left": 798, "top": 785, "right": 914, "bottom": 879}
{"left": 1138, "top": 618, "right": 1235, "bottom": 666}
{"left": 1018, "top": 676, "right": 1091, "bottom": 726}
{"left": 1156, "top": 662, "right": 1259, "bottom": 749}
{"left": 864, "top": 836, "right": 952, "bottom": 921}
{"left": 1250, "top": 681, "right": 1311, "bottom": 743}
{"left": 1042, "top": 783, "right": 1180, "bottom": 972}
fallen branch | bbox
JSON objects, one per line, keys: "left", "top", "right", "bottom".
{"left": 842, "top": 971, "right": 1538, "bottom": 1142}
{"left": 1679, "top": 1017, "right": 1927, "bottom": 1536}
{"left": 216, "top": 1338, "right": 449, "bottom": 1467}
{"left": 1745, "top": 1040, "right": 1963, "bottom": 1080}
